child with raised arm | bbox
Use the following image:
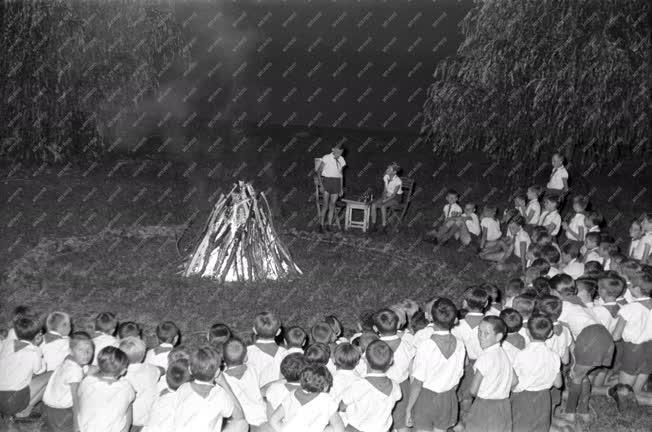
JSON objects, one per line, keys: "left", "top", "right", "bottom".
{"left": 370, "top": 163, "right": 403, "bottom": 233}
{"left": 406, "top": 298, "right": 465, "bottom": 432}
{"left": 247, "top": 312, "right": 288, "bottom": 387}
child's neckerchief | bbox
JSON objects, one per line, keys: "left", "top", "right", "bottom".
{"left": 616, "top": 297, "right": 629, "bottom": 306}
{"left": 153, "top": 343, "right": 174, "bottom": 356}
{"left": 190, "top": 379, "right": 214, "bottom": 399}
{"left": 224, "top": 364, "right": 247, "bottom": 380}
{"left": 365, "top": 373, "right": 393, "bottom": 396}
{"left": 159, "top": 388, "right": 171, "bottom": 397}
{"left": 43, "top": 331, "right": 63, "bottom": 344}
{"left": 379, "top": 334, "right": 401, "bottom": 352}
{"left": 13, "top": 340, "right": 30, "bottom": 352}
{"left": 632, "top": 297, "right": 652, "bottom": 310}
{"left": 284, "top": 382, "right": 300, "bottom": 392}
{"left": 505, "top": 333, "right": 526, "bottom": 350}
{"left": 464, "top": 312, "right": 484, "bottom": 329}
{"left": 601, "top": 302, "right": 621, "bottom": 318}
{"left": 294, "top": 388, "right": 319, "bottom": 406}
{"left": 254, "top": 339, "right": 280, "bottom": 357}
{"left": 565, "top": 295, "right": 587, "bottom": 308}
{"left": 430, "top": 331, "right": 458, "bottom": 359}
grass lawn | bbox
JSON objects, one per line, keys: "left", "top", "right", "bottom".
{"left": 0, "top": 128, "right": 651, "bottom": 431}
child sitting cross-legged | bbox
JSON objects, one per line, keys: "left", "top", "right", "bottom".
{"left": 269, "top": 364, "right": 344, "bottom": 432}
{"left": 42, "top": 312, "right": 72, "bottom": 372}
{"left": 480, "top": 215, "right": 530, "bottom": 272}
{"left": 248, "top": 312, "right": 288, "bottom": 387}
{"left": 263, "top": 353, "right": 307, "bottom": 416}
{"left": 222, "top": 337, "right": 267, "bottom": 430}
{"left": 142, "top": 359, "right": 191, "bottom": 432}
{"left": 145, "top": 321, "right": 179, "bottom": 373}
{"left": 42, "top": 331, "right": 93, "bottom": 432}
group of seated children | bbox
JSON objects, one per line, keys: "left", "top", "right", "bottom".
{"left": 2, "top": 259, "right": 651, "bottom": 432}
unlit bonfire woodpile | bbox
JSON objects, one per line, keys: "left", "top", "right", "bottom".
{"left": 182, "top": 181, "right": 302, "bottom": 282}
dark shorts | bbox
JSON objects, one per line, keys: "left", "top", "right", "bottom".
{"left": 321, "top": 177, "right": 342, "bottom": 195}
{"left": 391, "top": 379, "right": 410, "bottom": 429}
{"left": 617, "top": 341, "right": 652, "bottom": 375}
{"left": 0, "top": 386, "right": 29, "bottom": 416}
{"left": 511, "top": 390, "right": 552, "bottom": 432}
{"left": 413, "top": 387, "right": 458, "bottom": 430}
{"left": 457, "top": 359, "right": 476, "bottom": 401}
{"left": 45, "top": 405, "right": 74, "bottom": 432}
{"left": 573, "top": 324, "right": 614, "bottom": 368}
{"left": 466, "top": 397, "right": 511, "bottom": 432}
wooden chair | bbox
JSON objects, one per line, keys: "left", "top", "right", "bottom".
{"left": 387, "top": 177, "right": 415, "bottom": 230}
{"left": 313, "top": 175, "right": 345, "bottom": 229}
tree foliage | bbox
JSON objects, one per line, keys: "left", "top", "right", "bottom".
{"left": 0, "top": 0, "right": 189, "bottom": 164}
{"left": 421, "top": 0, "right": 650, "bottom": 170}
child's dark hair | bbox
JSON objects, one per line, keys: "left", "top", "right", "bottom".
{"left": 169, "top": 344, "right": 191, "bottom": 364}
{"left": 156, "top": 321, "right": 179, "bottom": 345}
{"left": 333, "top": 343, "right": 361, "bottom": 370}
{"left": 285, "top": 326, "right": 307, "bottom": 349}
{"left": 431, "top": 298, "right": 457, "bottom": 330}
{"left": 118, "top": 321, "right": 141, "bottom": 339}
{"left": 463, "top": 286, "right": 489, "bottom": 312}
{"left": 69, "top": 331, "right": 93, "bottom": 350}
{"left": 208, "top": 323, "right": 232, "bottom": 345}
{"left": 597, "top": 274, "right": 625, "bottom": 299}
{"left": 95, "top": 312, "right": 117, "bottom": 334}
{"left": 190, "top": 345, "right": 222, "bottom": 382}
{"left": 506, "top": 278, "right": 525, "bottom": 298}
{"left": 512, "top": 294, "right": 536, "bottom": 320}
{"left": 254, "top": 312, "right": 281, "bottom": 338}
{"left": 311, "top": 322, "right": 335, "bottom": 344}
{"left": 373, "top": 309, "right": 399, "bottom": 335}
{"left": 357, "top": 309, "right": 376, "bottom": 333}
{"left": 543, "top": 195, "right": 559, "bottom": 206}
{"left": 409, "top": 310, "right": 429, "bottom": 333}
{"left": 510, "top": 214, "right": 526, "bottom": 228}
{"left": 528, "top": 315, "right": 553, "bottom": 341}
{"left": 541, "top": 245, "right": 561, "bottom": 266}
{"left": 585, "top": 211, "right": 603, "bottom": 227}
{"left": 584, "top": 231, "right": 601, "bottom": 246}
{"left": 632, "top": 271, "right": 652, "bottom": 296}
{"left": 534, "top": 295, "right": 563, "bottom": 322}
{"left": 166, "top": 359, "right": 191, "bottom": 391}
{"left": 530, "top": 258, "right": 551, "bottom": 276}
{"left": 531, "top": 277, "right": 552, "bottom": 298}
{"left": 549, "top": 273, "right": 576, "bottom": 296}
{"left": 365, "top": 340, "right": 393, "bottom": 372}
{"left": 304, "top": 343, "right": 330, "bottom": 366}
{"left": 499, "top": 308, "right": 523, "bottom": 333}
{"left": 482, "top": 316, "right": 507, "bottom": 341}
{"left": 575, "top": 277, "right": 598, "bottom": 300}
{"left": 14, "top": 315, "right": 42, "bottom": 341}
{"left": 531, "top": 226, "right": 549, "bottom": 243}
{"left": 528, "top": 185, "right": 543, "bottom": 198}
{"left": 446, "top": 189, "right": 460, "bottom": 199}
{"left": 223, "top": 337, "right": 247, "bottom": 366}
{"left": 12, "top": 305, "right": 31, "bottom": 320}
{"left": 280, "top": 353, "right": 307, "bottom": 382}
{"left": 352, "top": 332, "right": 379, "bottom": 353}
{"left": 572, "top": 195, "right": 589, "bottom": 211}
{"left": 324, "top": 315, "right": 344, "bottom": 339}
{"left": 583, "top": 260, "right": 604, "bottom": 274}
{"left": 300, "top": 364, "right": 332, "bottom": 393}
{"left": 97, "top": 346, "right": 129, "bottom": 377}
{"left": 562, "top": 242, "right": 581, "bottom": 259}
{"left": 480, "top": 283, "right": 502, "bottom": 305}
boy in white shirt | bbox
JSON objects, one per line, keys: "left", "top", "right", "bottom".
{"left": 41, "top": 311, "right": 72, "bottom": 372}
{"left": 222, "top": 338, "right": 267, "bottom": 428}
{"left": 524, "top": 186, "right": 543, "bottom": 227}
{"left": 562, "top": 195, "right": 589, "bottom": 243}
{"left": 561, "top": 242, "right": 585, "bottom": 279}
{"left": 341, "top": 340, "right": 402, "bottom": 432}
{"left": 91, "top": 312, "right": 119, "bottom": 366}
{"left": 43, "top": 332, "right": 93, "bottom": 432}
{"left": 247, "top": 312, "right": 288, "bottom": 387}
{"left": 316, "top": 143, "right": 346, "bottom": 232}
{"left": 0, "top": 315, "right": 49, "bottom": 419}
{"left": 120, "top": 336, "right": 162, "bottom": 430}
{"left": 481, "top": 215, "right": 530, "bottom": 273}
{"left": 499, "top": 308, "right": 526, "bottom": 364}
{"left": 425, "top": 189, "right": 463, "bottom": 244}
{"left": 478, "top": 205, "right": 502, "bottom": 255}
{"left": 546, "top": 152, "right": 569, "bottom": 200}
{"left": 329, "top": 343, "right": 363, "bottom": 405}
{"left": 538, "top": 195, "right": 562, "bottom": 237}
{"left": 145, "top": 321, "right": 179, "bottom": 373}
{"left": 142, "top": 359, "right": 191, "bottom": 432}
{"left": 370, "top": 163, "right": 403, "bottom": 233}
{"left": 406, "top": 298, "right": 465, "bottom": 432}
{"left": 263, "top": 353, "right": 306, "bottom": 415}
{"left": 583, "top": 232, "right": 603, "bottom": 264}
{"left": 629, "top": 215, "right": 652, "bottom": 262}
{"left": 283, "top": 326, "right": 307, "bottom": 354}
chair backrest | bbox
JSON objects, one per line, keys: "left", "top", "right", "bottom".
{"left": 400, "top": 177, "right": 415, "bottom": 201}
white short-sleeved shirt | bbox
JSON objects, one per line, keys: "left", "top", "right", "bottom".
{"left": 280, "top": 391, "right": 339, "bottom": 432}
{"left": 43, "top": 357, "right": 84, "bottom": 409}
{"left": 383, "top": 174, "right": 402, "bottom": 197}
{"left": 144, "top": 343, "right": 174, "bottom": 372}
{"left": 518, "top": 324, "right": 532, "bottom": 347}
{"left": 501, "top": 340, "right": 523, "bottom": 365}
{"left": 547, "top": 267, "right": 561, "bottom": 278}
{"left": 451, "top": 313, "right": 484, "bottom": 361}
{"left": 125, "top": 363, "right": 162, "bottom": 426}
{"left": 223, "top": 366, "right": 267, "bottom": 426}
{"left": 380, "top": 335, "right": 415, "bottom": 383}
{"left": 559, "top": 300, "right": 600, "bottom": 339}
{"left": 78, "top": 375, "right": 135, "bottom": 432}
{"left": 142, "top": 390, "right": 177, "bottom": 432}
{"left": 343, "top": 374, "right": 402, "bottom": 432}
{"left": 565, "top": 213, "right": 586, "bottom": 241}
{"left": 41, "top": 333, "right": 70, "bottom": 372}
{"left": 91, "top": 333, "right": 119, "bottom": 366}
{"left": 411, "top": 331, "right": 465, "bottom": 393}
{"left": 538, "top": 210, "right": 562, "bottom": 236}
{"left": 473, "top": 344, "right": 513, "bottom": 400}
{"left": 330, "top": 369, "right": 364, "bottom": 404}
{"left": 630, "top": 232, "right": 652, "bottom": 261}
{"left": 513, "top": 342, "right": 560, "bottom": 392}
{"left": 412, "top": 325, "right": 436, "bottom": 349}
{"left": 618, "top": 299, "right": 652, "bottom": 344}
{"left": 584, "top": 249, "right": 603, "bottom": 265}
{"left": 173, "top": 381, "right": 235, "bottom": 432}
{"left": 265, "top": 380, "right": 299, "bottom": 412}
{"left": 547, "top": 166, "right": 569, "bottom": 190}
{"left": 592, "top": 303, "right": 620, "bottom": 335}
{"left": 509, "top": 228, "right": 531, "bottom": 258}
{"left": 320, "top": 153, "right": 346, "bottom": 178}
{"left": 562, "top": 259, "right": 585, "bottom": 280}
{"left": 464, "top": 213, "right": 481, "bottom": 236}
{"left": 443, "top": 203, "right": 463, "bottom": 219}
{"left": 0, "top": 339, "right": 45, "bottom": 391}
{"left": 545, "top": 323, "right": 573, "bottom": 363}
{"left": 247, "top": 342, "right": 288, "bottom": 388}
{"left": 525, "top": 200, "right": 541, "bottom": 225}
{"left": 481, "top": 217, "right": 502, "bottom": 241}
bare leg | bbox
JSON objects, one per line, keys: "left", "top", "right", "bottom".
{"left": 16, "top": 371, "right": 51, "bottom": 417}
{"left": 370, "top": 202, "right": 378, "bottom": 224}
{"left": 320, "top": 191, "right": 331, "bottom": 226}
{"left": 326, "top": 194, "right": 338, "bottom": 226}
{"left": 380, "top": 204, "right": 388, "bottom": 226}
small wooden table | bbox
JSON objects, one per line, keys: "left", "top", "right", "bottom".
{"left": 342, "top": 199, "right": 370, "bottom": 232}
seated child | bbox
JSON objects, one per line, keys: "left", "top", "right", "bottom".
{"left": 43, "top": 332, "right": 93, "bottom": 432}
{"left": 478, "top": 205, "right": 502, "bottom": 253}
{"left": 120, "top": 336, "right": 162, "bottom": 430}
{"left": 562, "top": 195, "right": 589, "bottom": 243}
{"left": 222, "top": 337, "right": 267, "bottom": 428}
{"left": 455, "top": 203, "right": 481, "bottom": 247}
{"left": 284, "top": 325, "right": 307, "bottom": 354}
{"left": 561, "top": 242, "right": 585, "bottom": 279}
{"left": 576, "top": 277, "right": 598, "bottom": 308}
{"left": 5, "top": 305, "right": 32, "bottom": 341}
{"left": 481, "top": 283, "right": 503, "bottom": 316}
{"left": 465, "top": 316, "right": 516, "bottom": 432}
{"left": 504, "top": 278, "right": 525, "bottom": 308}
{"left": 351, "top": 332, "right": 379, "bottom": 377}
{"left": 329, "top": 343, "right": 363, "bottom": 405}
{"left": 77, "top": 347, "right": 134, "bottom": 432}
{"left": 524, "top": 186, "right": 543, "bottom": 228}
{"left": 325, "top": 315, "right": 348, "bottom": 344}
{"left": 370, "top": 163, "right": 403, "bottom": 232}
{"left": 373, "top": 309, "right": 416, "bottom": 432}
{"left": 598, "top": 238, "right": 619, "bottom": 271}
{"left": 583, "top": 260, "right": 604, "bottom": 278}
{"left": 42, "top": 311, "right": 72, "bottom": 372}
{"left": 269, "top": 364, "right": 343, "bottom": 432}
{"left": 628, "top": 219, "right": 648, "bottom": 261}
{"left": 537, "top": 195, "right": 562, "bottom": 237}
{"left": 481, "top": 215, "right": 530, "bottom": 272}
{"left": 173, "top": 344, "right": 246, "bottom": 432}
{"left": 304, "top": 343, "right": 331, "bottom": 369}
{"left": 142, "top": 359, "right": 191, "bottom": 432}
{"left": 247, "top": 312, "right": 288, "bottom": 387}
{"left": 208, "top": 323, "right": 232, "bottom": 347}
{"left": 0, "top": 314, "right": 48, "bottom": 419}
{"left": 91, "top": 312, "right": 119, "bottom": 366}
{"left": 638, "top": 212, "right": 652, "bottom": 263}
{"left": 118, "top": 321, "right": 141, "bottom": 340}
{"left": 511, "top": 316, "right": 563, "bottom": 432}
{"left": 341, "top": 340, "right": 402, "bottom": 432}
{"left": 541, "top": 244, "right": 562, "bottom": 277}
{"left": 502, "top": 194, "right": 526, "bottom": 225}
{"left": 499, "top": 308, "right": 525, "bottom": 364}
{"left": 535, "top": 296, "right": 572, "bottom": 366}
{"left": 425, "top": 189, "right": 463, "bottom": 244}
{"left": 145, "top": 321, "right": 179, "bottom": 373}
{"left": 531, "top": 277, "right": 552, "bottom": 298}
{"left": 264, "top": 353, "right": 306, "bottom": 414}
{"left": 583, "top": 211, "right": 603, "bottom": 238}
{"left": 406, "top": 298, "right": 466, "bottom": 432}
{"left": 512, "top": 294, "right": 536, "bottom": 346}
